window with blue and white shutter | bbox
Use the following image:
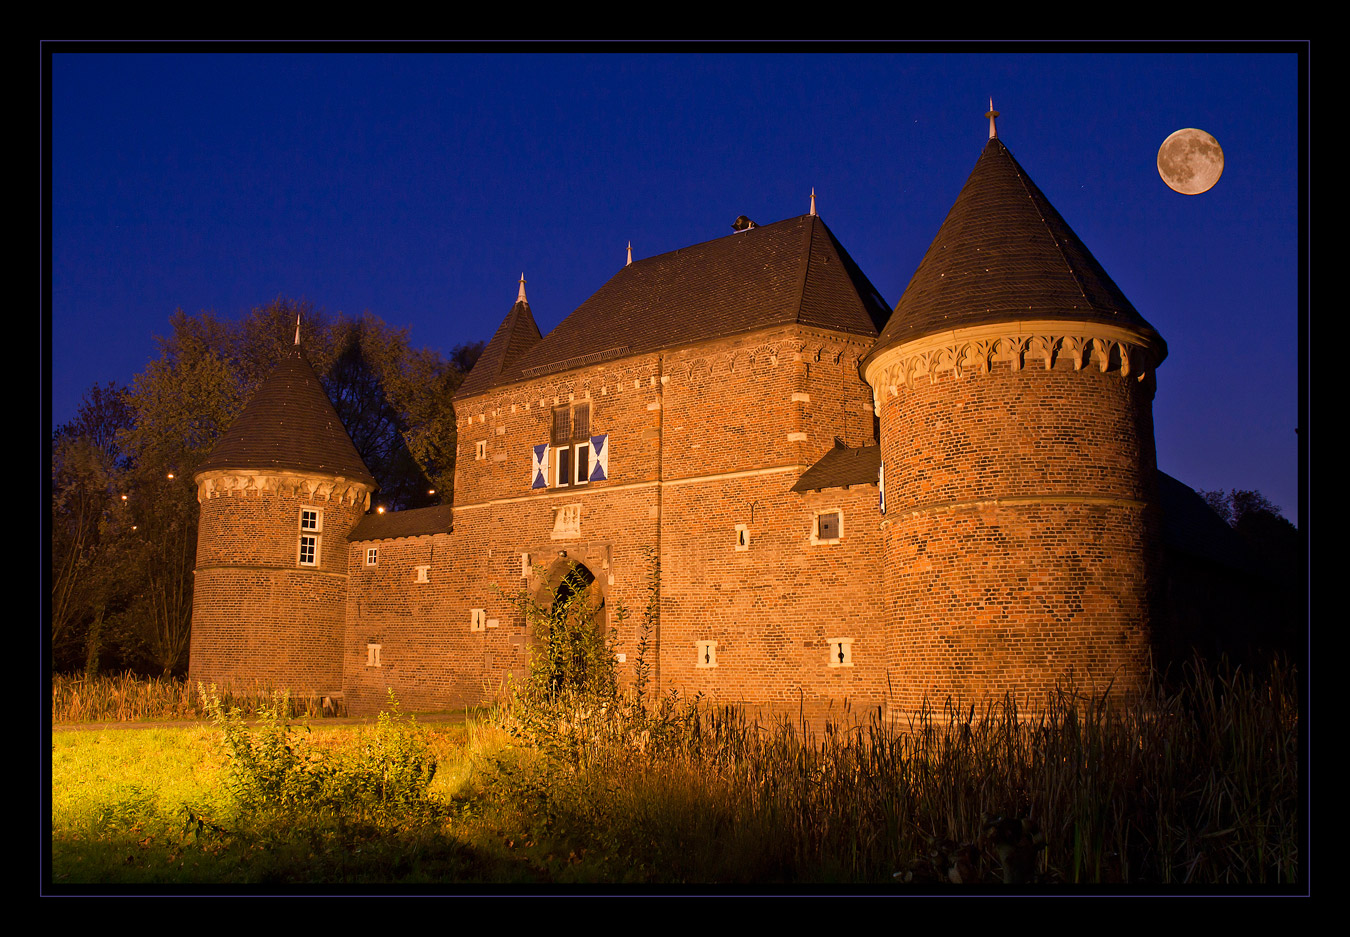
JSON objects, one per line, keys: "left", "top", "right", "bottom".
{"left": 589, "top": 434, "right": 609, "bottom": 481}
{"left": 534, "top": 405, "right": 608, "bottom": 490}
{"left": 531, "top": 444, "right": 548, "bottom": 489}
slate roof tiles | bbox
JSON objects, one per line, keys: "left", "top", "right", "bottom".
{"left": 196, "top": 346, "right": 377, "bottom": 488}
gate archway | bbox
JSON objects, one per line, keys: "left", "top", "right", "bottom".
{"left": 529, "top": 557, "right": 610, "bottom": 694}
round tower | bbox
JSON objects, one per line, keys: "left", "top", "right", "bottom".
{"left": 188, "top": 338, "right": 376, "bottom": 704}
{"left": 863, "top": 117, "right": 1167, "bottom": 714}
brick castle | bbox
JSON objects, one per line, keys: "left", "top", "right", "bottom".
{"left": 188, "top": 122, "right": 1177, "bottom": 718}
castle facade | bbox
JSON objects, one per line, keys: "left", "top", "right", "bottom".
{"left": 188, "top": 128, "right": 1169, "bottom": 718}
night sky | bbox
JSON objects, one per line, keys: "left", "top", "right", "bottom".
{"left": 47, "top": 48, "right": 1304, "bottom": 523}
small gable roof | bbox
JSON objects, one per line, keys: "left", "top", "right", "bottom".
{"left": 348, "top": 504, "right": 454, "bottom": 542}
{"left": 792, "top": 441, "right": 882, "bottom": 493}
{"left": 196, "top": 346, "right": 377, "bottom": 487}
{"left": 465, "top": 215, "right": 890, "bottom": 393}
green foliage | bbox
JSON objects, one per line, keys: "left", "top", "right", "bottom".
{"left": 202, "top": 686, "right": 437, "bottom": 821}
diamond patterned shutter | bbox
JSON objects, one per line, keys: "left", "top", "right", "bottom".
{"left": 589, "top": 434, "right": 608, "bottom": 481}
{"left": 531, "top": 444, "right": 548, "bottom": 489}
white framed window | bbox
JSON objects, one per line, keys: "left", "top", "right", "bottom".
{"left": 827, "top": 638, "right": 854, "bottom": 668}
{"left": 555, "top": 445, "right": 572, "bottom": 488}
{"left": 298, "top": 507, "right": 323, "bottom": 567}
{"left": 367, "top": 644, "right": 381, "bottom": 668}
{"left": 365, "top": 547, "right": 379, "bottom": 567}
{"left": 696, "top": 640, "right": 718, "bottom": 668}
{"left": 574, "top": 441, "right": 591, "bottom": 486}
{"left": 810, "top": 509, "right": 844, "bottom": 546}
{"left": 415, "top": 565, "right": 430, "bottom": 583}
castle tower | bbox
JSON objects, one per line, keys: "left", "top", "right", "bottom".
{"left": 188, "top": 340, "right": 377, "bottom": 703}
{"left": 862, "top": 121, "right": 1167, "bottom": 713}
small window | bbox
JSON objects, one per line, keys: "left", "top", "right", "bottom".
{"left": 552, "top": 402, "right": 591, "bottom": 445}
{"left": 300, "top": 507, "right": 322, "bottom": 532}
{"left": 476, "top": 440, "right": 487, "bottom": 460}
{"left": 551, "top": 406, "right": 572, "bottom": 445}
{"left": 365, "top": 547, "right": 378, "bottom": 567}
{"left": 811, "top": 509, "right": 844, "bottom": 546}
{"left": 574, "top": 442, "right": 591, "bottom": 485}
{"left": 555, "top": 445, "right": 572, "bottom": 488}
{"left": 827, "top": 638, "right": 854, "bottom": 668}
{"left": 735, "top": 524, "right": 750, "bottom": 552}
{"left": 415, "top": 565, "right": 430, "bottom": 584}
{"left": 299, "top": 534, "right": 318, "bottom": 566}
{"left": 572, "top": 402, "right": 591, "bottom": 440}
{"left": 470, "top": 608, "right": 486, "bottom": 632}
{"left": 819, "top": 512, "right": 840, "bottom": 540}
{"left": 696, "top": 640, "right": 718, "bottom": 668}
{"left": 367, "top": 644, "right": 381, "bottom": 668}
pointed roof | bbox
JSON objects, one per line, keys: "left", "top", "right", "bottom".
{"left": 869, "top": 137, "right": 1165, "bottom": 361}
{"left": 456, "top": 279, "right": 544, "bottom": 399}
{"left": 196, "top": 346, "right": 377, "bottom": 487}
{"left": 462, "top": 214, "right": 890, "bottom": 394}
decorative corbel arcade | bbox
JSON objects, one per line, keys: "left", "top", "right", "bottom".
{"left": 863, "top": 320, "right": 1164, "bottom": 415}
{"left": 196, "top": 469, "right": 373, "bottom": 509}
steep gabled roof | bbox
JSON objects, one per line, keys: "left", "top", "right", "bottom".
{"left": 456, "top": 293, "right": 543, "bottom": 399}
{"left": 869, "top": 138, "right": 1165, "bottom": 361}
{"left": 196, "top": 346, "right": 377, "bottom": 487}
{"left": 465, "top": 215, "right": 890, "bottom": 394}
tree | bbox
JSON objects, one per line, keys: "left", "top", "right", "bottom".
{"left": 1197, "top": 487, "right": 1305, "bottom": 661}
{"left": 50, "top": 384, "right": 140, "bottom": 674}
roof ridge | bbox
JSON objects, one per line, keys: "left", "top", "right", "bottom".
{"left": 790, "top": 214, "right": 816, "bottom": 324}
{"left": 1005, "top": 142, "right": 1091, "bottom": 306}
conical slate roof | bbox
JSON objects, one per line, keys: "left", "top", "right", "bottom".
{"left": 869, "top": 137, "right": 1165, "bottom": 360}
{"left": 456, "top": 293, "right": 543, "bottom": 399}
{"left": 196, "top": 346, "right": 377, "bottom": 487}
{"left": 463, "top": 215, "right": 890, "bottom": 394}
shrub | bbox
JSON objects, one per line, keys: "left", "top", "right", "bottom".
{"left": 201, "top": 685, "right": 437, "bottom": 821}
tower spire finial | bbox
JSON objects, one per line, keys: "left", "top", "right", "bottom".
{"left": 810, "top": 187, "right": 817, "bottom": 216}
{"left": 518, "top": 273, "right": 527, "bottom": 304}
{"left": 294, "top": 311, "right": 301, "bottom": 346}
{"left": 627, "top": 241, "right": 632, "bottom": 266}
{"left": 986, "top": 98, "right": 1000, "bottom": 140}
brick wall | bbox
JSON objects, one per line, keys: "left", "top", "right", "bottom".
{"left": 876, "top": 354, "right": 1160, "bottom": 713}
{"left": 189, "top": 473, "right": 369, "bottom": 698}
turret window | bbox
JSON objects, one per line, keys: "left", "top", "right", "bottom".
{"left": 298, "top": 507, "right": 323, "bottom": 567}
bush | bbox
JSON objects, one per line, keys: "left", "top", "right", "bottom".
{"left": 202, "top": 685, "right": 437, "bottom": 821}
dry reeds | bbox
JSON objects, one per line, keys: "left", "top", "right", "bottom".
{"left": 51, "top": 672, "right": 344, "bottom": 724}
{"left": 490, "top": 657, "right": 1299, "bottom": 884}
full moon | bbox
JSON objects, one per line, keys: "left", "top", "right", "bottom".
{"left": 1157, "top": 128, "right": 1224, "bottom": 195}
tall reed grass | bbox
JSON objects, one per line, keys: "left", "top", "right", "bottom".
{"left": 487, "top": 657, "right": 1299, "bottom": 885}
{"left": 51, "top": 672, "right": 344, "bottom": 724}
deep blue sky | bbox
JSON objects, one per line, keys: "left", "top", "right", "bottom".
{"left": 47, "top": 48, "right": 1304, "bottom": 523}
